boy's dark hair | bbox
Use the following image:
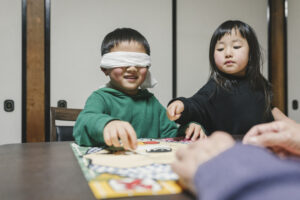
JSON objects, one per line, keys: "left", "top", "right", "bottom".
{"left": 209, "top": 20, "right": 272, "bottom": 117}
{"left": 101, "top": 28, "right": 150, "bottom": 56}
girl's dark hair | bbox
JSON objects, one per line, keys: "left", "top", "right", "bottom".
{"left": 101, "top": 28, "right": 150, "bottom": 56}
{"left": 209, "top": 20, "right": 272, "bottom": 116}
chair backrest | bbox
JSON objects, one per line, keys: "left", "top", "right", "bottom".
{"left": 50, "top": 107, "right": 82, "bottom": 141}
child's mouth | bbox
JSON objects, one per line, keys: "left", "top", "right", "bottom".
{"left": 225, "top": 60, "right": 234, "bottom": 65}
{"left": 124, "top": 76, "right": 138, "bottom": 81}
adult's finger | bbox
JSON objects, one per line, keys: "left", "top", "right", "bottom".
{"left": 209, "top": 132, "right": 235, "bottom": 149}
{"left": 245, "top": 132, "right": 285, "bottom": 147}
{"left": 175, "top": 146, "right": 189, "bottom": 161}
{"left": 173, "top": 165, "right": 191, "bottom": 187}
{"left": 272, "top": 107, "right": 288, "bottom": 121}
{"left": 246, "top": 132, "right": 300, "bottom": 156}
{"left": 243, "top": 121, "right": 283, "bottom": 144}
{"left": 171, "top": 161, "right": 185, "bottom": 176}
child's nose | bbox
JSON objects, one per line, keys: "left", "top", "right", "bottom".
{"left": 126, "top": 66, "right": 138, "bottom": 72}
{"left": 225, "top": 48, "right": 232, "bottom": 57}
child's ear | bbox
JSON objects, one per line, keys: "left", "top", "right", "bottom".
{"left": 101, "top": 67, "right": 109, "bottom": 76}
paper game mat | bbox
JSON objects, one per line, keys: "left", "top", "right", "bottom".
{"left": 71, "top": 137, "right": 191, "bottom": 199}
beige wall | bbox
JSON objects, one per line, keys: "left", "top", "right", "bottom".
{"left": 0, "top": 0, "right": 22, "bottom": 144}
{"left": 288, "top": 0, "right": 300, "bottom": 121}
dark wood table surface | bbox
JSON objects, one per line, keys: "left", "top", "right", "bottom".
{"left": 0, "top": 142, "right": 194, "bottom": 200}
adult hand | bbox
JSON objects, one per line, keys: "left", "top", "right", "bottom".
{"left": 243, "top": 107, "right": 300, "bottom": 156}
{"left": 167, "top": 100, "right": 184, "bottom": 121}
{"left": 103, "top": 120, "right": 137, "bottom": 150}
{"left": 185, "top": 123, "right": 207, "bottom": 141}
{"left": 172, "top": 132, "right": 235, "bottom": 194}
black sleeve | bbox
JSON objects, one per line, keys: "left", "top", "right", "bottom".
{"left": 168, "top": 80, "right": 215, "bottom": 126}
{"left": 175, "top": 92, "right": 209, "bottom": 126}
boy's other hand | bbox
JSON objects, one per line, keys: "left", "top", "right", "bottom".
{"left": 103, "top": 120, "right": 138, "bottom": 150}
{"left": 185, "top": 123, "right": 207, "bottom": 141}
{"left": 167, "top": 100, "right": 184, "bottom": 121}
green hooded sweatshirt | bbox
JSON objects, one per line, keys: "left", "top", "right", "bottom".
{"left": 73, "top": 87, "right": 185, "bottom": 147}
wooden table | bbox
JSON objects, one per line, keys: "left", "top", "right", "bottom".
{"left": 0, "top": 142, "right": 194, "bottom": 200}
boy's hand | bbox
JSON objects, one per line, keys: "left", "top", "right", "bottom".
{"left": 167, "top": 100, "right": 184, "bottom": 121}
{"left": 103, "top": 120, "right": 138, "bottom": 150}
{"left": 185, "top": 123, "right": 207, "bottom": 141}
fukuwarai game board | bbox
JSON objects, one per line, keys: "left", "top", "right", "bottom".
{"left": 71, "top": 137, "right": 191, "bottom": 199}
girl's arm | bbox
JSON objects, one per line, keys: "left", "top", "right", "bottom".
{"left": 159, "top": 99, "right": 206, "bottom": 139}
{"left": 168, "top": 80, "right": 215, "bottom": 126}
{"left": 174, "top": 93, "right": 209, "bottom": 126}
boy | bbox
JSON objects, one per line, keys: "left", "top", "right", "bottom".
{"left": 73, "top": 28, "right": 205, "bottom": 149}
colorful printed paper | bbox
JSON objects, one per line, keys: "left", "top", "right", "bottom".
{"left": 71, "top": 137, "right": 191, "bottom": 199}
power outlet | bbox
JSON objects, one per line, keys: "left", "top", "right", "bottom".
{"left": 4, "top": 99, "right": 14, "bottom": 112}
{"left": 57, "top": 100, "right": 67, "bottom": 108}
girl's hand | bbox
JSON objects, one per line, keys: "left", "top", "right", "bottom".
{"left": 185, "top": 123, "right": 207, "bottom": 141}
{"left": 103, "top": 120, "right": 138, "bottom": 150}
{"left": 167, "top": 100, "right": 184, "bottom": 121}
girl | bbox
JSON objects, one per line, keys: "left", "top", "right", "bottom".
{"left": 167, "top": 20, "right": 273, "bottom": 136}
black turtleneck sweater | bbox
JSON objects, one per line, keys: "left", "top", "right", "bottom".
{"left": 172, "top": 78, "right": 273, "bottom": 136}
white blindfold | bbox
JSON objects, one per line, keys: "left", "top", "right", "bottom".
{"left": 100, "top": 52, "right": 157, "bottom": 89}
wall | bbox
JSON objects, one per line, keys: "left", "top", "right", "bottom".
{"left": 0, "top": 0, "right": 22, "bottom": 144}
{"left": 177, "top": 0, "right": 268, "bottom": 97}
{"left": 288, "top": 0, "right": 300, "bottom": 121}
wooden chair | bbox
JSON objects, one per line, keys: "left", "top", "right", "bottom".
{"left": 50, "top": 107, "right": 82, "bottom": 141}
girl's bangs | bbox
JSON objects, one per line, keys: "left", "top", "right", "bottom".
{"left": 215, "top": 25, "right": 247, "bottom": 41}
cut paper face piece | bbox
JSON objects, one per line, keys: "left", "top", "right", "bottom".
{"left": 84, "top": 149, "right": 153, "bottom": 168}
{"left": 145, "top": 145, "right": 172, "bottom": 153}
{"left": 84, "top": 141, "right": 186, "bottom": 168}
